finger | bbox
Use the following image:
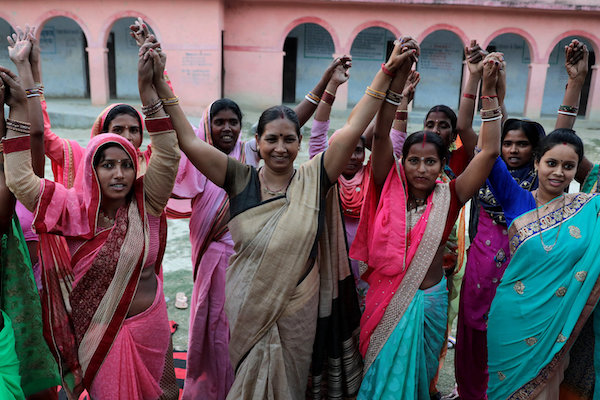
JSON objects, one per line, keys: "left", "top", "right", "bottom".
{"left": 15, "top": 26, "right": 23, "bottom": 40}
{"left": 11, "top": 33, "right": 17, "bottom": 44}
{"left": 7, "top": 36, "right": 14, "bottom": 47}
{"left": 0, "top": 70, "right": 19, "bottom": 87}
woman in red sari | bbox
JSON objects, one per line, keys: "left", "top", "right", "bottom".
{"left": 2, "top": 42, "right": 180, "bottom": 399}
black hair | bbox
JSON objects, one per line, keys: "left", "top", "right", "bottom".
{"left": 256, "top": 105, "right": 300, "bottom": 138}
{"left": 210, "top": 98, "right": 243, "bottom": 124}
{"left": 502, "top": 119, "right": 545, "bottom": 149}
{"left": 534, "top": 128, "right": 584, "bottom": 164}
{"left": 93, "top": 143, "right": 132, "bottom": 167}
{"left": 402, "top": 131, "right": 447, "bottom": 162}
{"left": 425, "top": 105, "right": 457, "bottom": 132}
{"left": 102, "top": 104, "right": 142, "bottom": 133}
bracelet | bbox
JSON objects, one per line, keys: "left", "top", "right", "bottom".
{"left": 0, "top": 142, "right": 3, "bottom": 154}
{"left": 305, "top": 91, "right": 321, "bottom": 105}
{"left": 27, "top": 93, "right": 41, "bottom": 98}
{"left": 1, "top": 135, "right": 30, "bottom": 153}
{"left": 145, "top": 115, "right": 174, "bottom": 133}
{"left": 558, "top": 110, "right": 578, "bottom": 117}
{"left": 463, "top": 93, "right": 476, "bottom": 100}
{"left": 395, "top": 110, "right": 408, "bottom": 120}
{"left": 559, "top": 105, "right": 578, "bottom": 113}
{"left": 321, "top": 90, "right": 335, "bottom": 106}
{"left": 385, "top": 98, "right": 400, "bottom": 106}
{"left": 481, "top": 114, "right": 503, "bottom": 122}
{"left": 141, "top": 98, "right": 164, "bottom": 117}
{"left": 381, "top": 63, "right": 396, "bottom": 78}
{"left": 480, "top": 107, "right": 502, "bottom": 119}
{"left": 480, "top": 95, "right": 498, "bottom": 101}
{"left": 6, "top": 118, "right": 31, "bottom": 135}
{"left": 365, "top": 86, "right": 386, "bottom": 100}
{"left": 161, "top": 96, "right": 179, "bottom": 106}
{"left": 386, "top": 89, "right": 403, "bottom": 104}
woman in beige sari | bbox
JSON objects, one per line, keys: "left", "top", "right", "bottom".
{"left": 156, "top": 39, "right": 417, "bottom": 398}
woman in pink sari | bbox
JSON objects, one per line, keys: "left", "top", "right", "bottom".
{"left": 2, "top": 41, "right": 180, "bottom": 400}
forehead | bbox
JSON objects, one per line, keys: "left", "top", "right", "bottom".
{"left": 108, "top": 114, "right": 140, "bottom": 127}
{"left": 503, "top": 129, "right": 529, "bottom": 142}
{"left": 426, "top": 111, "right": 451, "bottom": 123}
{"left": 541, "top": 144, "right": 579, "bottom": 161}
{"left": 406, "top": 142, "right": 440, "bottom": 158}
{"left": 100, "top": 145, "right": 131, "bottom": 160}
{"left": 212, "top": 108, "right": 240, "bottom": 121}
{"left": 262, "top": 118, "right": 297, "bottom": 135}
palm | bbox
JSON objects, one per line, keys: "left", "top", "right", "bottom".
{"left": 8, "top": 40, "right": 31, "bottom": 63}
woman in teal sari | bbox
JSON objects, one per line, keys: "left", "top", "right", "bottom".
{"left": 486, "top": 128, "right": 600, "bottom": 399}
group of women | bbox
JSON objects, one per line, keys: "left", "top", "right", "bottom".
{"left": 0, "top": 16, "right": 598, "bottom": 400}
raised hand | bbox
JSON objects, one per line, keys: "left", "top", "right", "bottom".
{"left": 7, "top": 26, "right": 32, "bottom": 65}
{"left": 130, "top": 17, "right": 150, "bottom": 47}
{"left": 0, "top": 67, "right": 26, "bottom": 108}
{"left": 565, "top": 39, "right": 588, "bottom": 82}
{"left": 330, "top": 63, "right": 350, "bottom": 86}
{"left": 385, "top": 39, "right": 418, "bottom": 74}
{"left": 482, "top": 52, "right": 502, "bottom": 93}
{"left": 465, "top": 39, "right": 487, "bottom": 76}
{"left": 324, "top": 55, "right": 352, "bottom": 81}
{"left": 27, "top": 25, "right": 40, "bottom": 68}
{"left": 401, "top": 70, "right": 420, "bottom": 103}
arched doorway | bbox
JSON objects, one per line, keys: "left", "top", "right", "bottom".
{"left": 542, "top": 36, "right": 595, "bottom": 116}
{"left": 487, "top": 33, "right": 531, "bottom": 115}
{"left": 0, "top": 20, "right": 14, "bottom": 68}
{"left": 39, "top": 17, "right": 89, "bottom": 98}
{"left": 348, "top": 26, "right": 396, "bottom": 106}
{"left": 106, "top": 18, "right": 156, "bottom": 99}
{"left": 415, "top": 30, "right": 464, "bottom": 111}
{"left": 282, "top": 23, "right": 334, "bottom": 103}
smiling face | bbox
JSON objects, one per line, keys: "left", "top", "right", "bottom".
{"left": 535, "top": 144, "right": 578, "bottom": 200}
{"left": 210, "top": 108, "right": 242, "bottom": 154}
{"left": 403, "top": 142, "right": 443, "bottom": 199}
{"left": 424, "top": 111, "right": 454, "bottom": 148}
{"left": 94, "top": 146, "right": 136, "bottom": 208}
{"left": 502, "top": 129, "right": 533, "bottom": 169}
{"left": 107, "top": 114, "right": 143, "bottom": 149}
{"left": 342, "top": 140, "right": 365, "bottom": 179}
{"left": 256, "top": 117, "right": 301, "bottom": 173}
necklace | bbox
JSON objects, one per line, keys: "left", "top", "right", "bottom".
{"left": 535, "top": 192, "right": 565, "bottom": 253}
{"left": 408, "top": 196, "right": 427, "bottom": 209}
{"left": 259, "top": 168, "right": 295, "bottom": 196}
{"left": 99, "top": 209, "right": 115, "bottom": 226}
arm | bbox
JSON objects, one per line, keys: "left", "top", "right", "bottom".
{"left": 325, "top": 40, "right": 411, "bottom": 183}
{"left": 309, "top": 64, "right": 350, "bottom": 159}
{"left": 1, "top": 67, "right": 42, "bottom": 212}
{"left": 454, "top": 53, "right": 503, "bottom": 204}
{"left": 486, "top": 157, "right": 534, "bottom": 226}
{"left": 136, "top": 41, "right": 180, "bottom": 217}
{"left": 8, "top": 26, "right": 44, "bottom": 178}
{"left": 294, "top": 55, "right": 351, "bottom": 127}
{"left": 135, "top": 31, "right": 228, "bottom": 187}
{"left": 389, "top": 69, "right": 420, "bottom": 158}
{"left": 557, "top": 40, "right": 592, "bottom": 183}
{"left": 456, "top": 40, "right": 486, "bottom": 161}
{"left": 0, "top": 94, "right": 15, "bottom": 235}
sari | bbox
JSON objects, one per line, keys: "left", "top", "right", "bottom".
{"left": 1, "top": 214, "right": 60, "bottom": 396}
{"left": 171, "top": 103, "right": 258, "bottom": 400}
{"left": 24, "top": 134, "right": 173, "bottom": 399}
{"left": 350, "top": 158, "right": 461, "bottom": 399}
{"left": 487, "top": 193, "right": 600, "bottom": 399}
{"left": 0, "top": 311, "right": 24, "bottom": 399}
{"left": 224, "top": 153, "right": 362, "bottom": 399}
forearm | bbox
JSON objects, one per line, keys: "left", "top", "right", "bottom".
{"left": 555, "top": 78, "right": 584, "bottom": 130}
{"left": 456, "top": 74, "right": 480, "bottom": 158}
{"left": 294, "top": 74, "right": 330, "bottom": 127}
{"left": 144, "top": 122, "right": 180, "bottom": 216}
{"left": 3, "top": 138, "right": 42, "bottom": 212}
{"left": 392, "top": 96, "right": 410, "bottom": 133}
{"left": 309, "top": 119, "right": 329, "bottom": 159}
{"left": 314, "top": 80, "right": 340, "bottom": 122}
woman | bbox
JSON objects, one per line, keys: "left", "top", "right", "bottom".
{"left": 350, "top": 52, "right": 504, "bottom": 399}
{"left": 2, "top": 42, "right": 180, "bottom": 400}
{"left": 485, "top": 40, "right": 597, "bottom": 400}
{"left": 456, "top": 118, "right": 544, "bottom": 399}
{"left": 156, "top": 37, "right": 416, "bottom": 398}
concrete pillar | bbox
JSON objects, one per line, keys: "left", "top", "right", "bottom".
{"left": 586, "top": 64, "right": 600, "bottom": 121}
{"left": 86, "top": 46, "right": 109, "bottom": 105}
{"left": 524, "top": 62, "right": 549, "bottom": 119}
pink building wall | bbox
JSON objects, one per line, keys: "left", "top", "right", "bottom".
{"left": 3, "top": 0, "right": 600, "bottom": 118}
